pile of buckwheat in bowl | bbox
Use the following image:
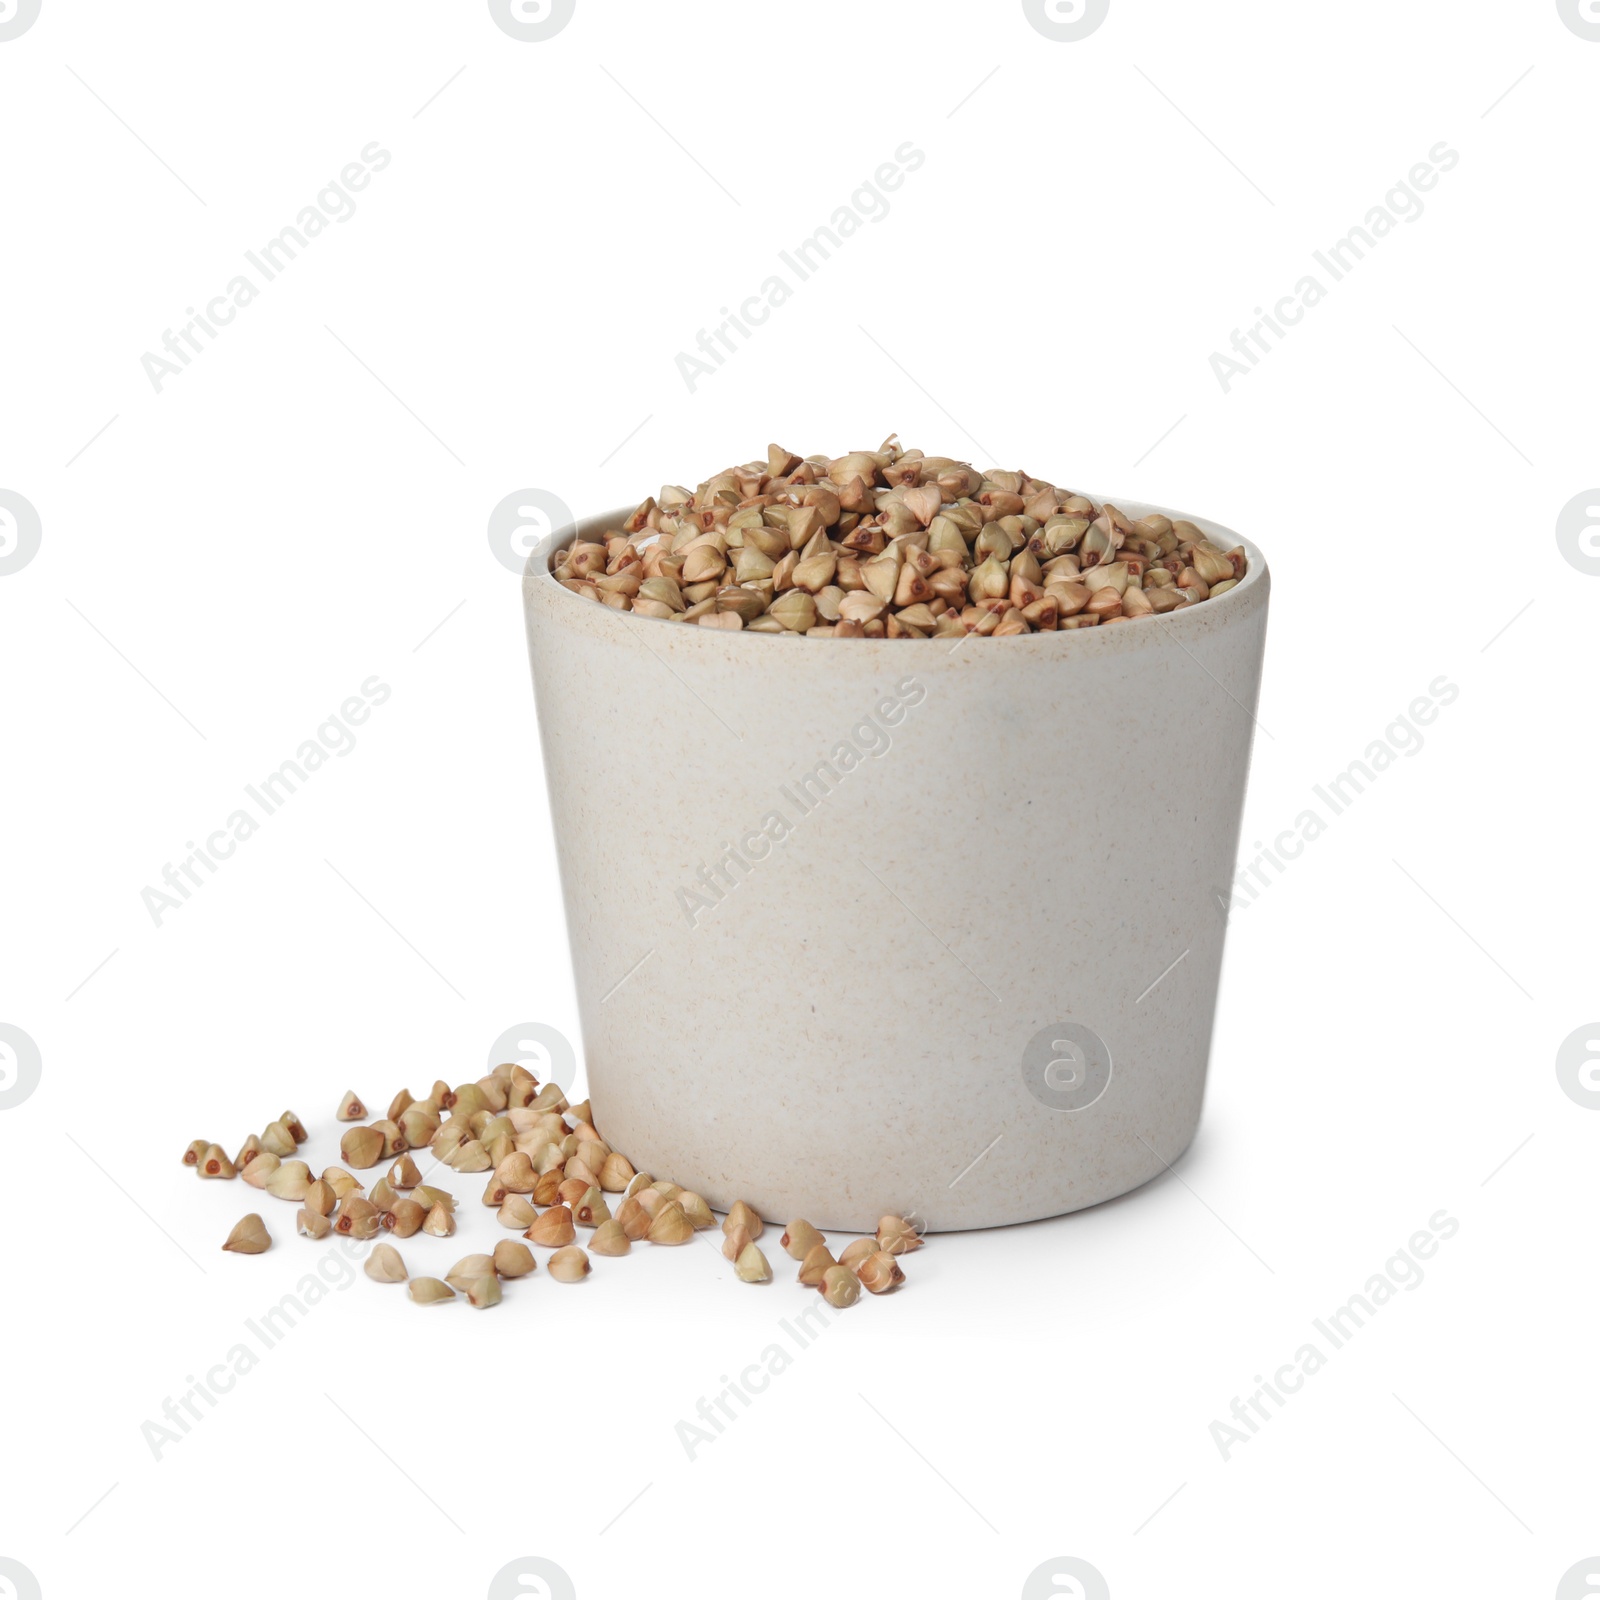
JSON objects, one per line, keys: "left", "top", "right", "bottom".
{"left": 550, "top": 436, "right": 1248, "bottom": 637}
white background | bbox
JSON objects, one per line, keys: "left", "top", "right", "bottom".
{"left": 1, "top": 2, "right": 1594, "bottom": 1597}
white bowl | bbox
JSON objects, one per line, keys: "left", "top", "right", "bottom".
{"left": 524, "top": 502, "right": 1270, "bottom": 1231}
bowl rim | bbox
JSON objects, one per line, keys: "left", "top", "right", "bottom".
{"left": 523, "top": 496, "right": 1268, "bottom": 650}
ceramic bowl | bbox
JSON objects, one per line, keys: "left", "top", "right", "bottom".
{"left": 524, "top": 502, "right": 1269, "bottom": 1230}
